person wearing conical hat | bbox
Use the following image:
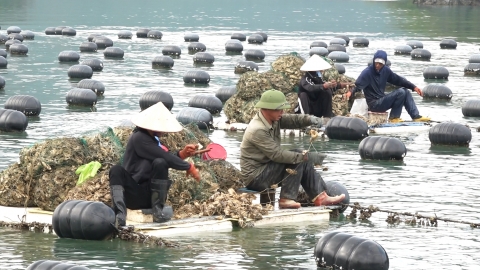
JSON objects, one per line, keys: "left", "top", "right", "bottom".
{"left": 240, "top": 90, "right": 345, "bottom": 209}
{"left": 296, "top": 54, "right": 352, "bottom": 118}
{"left": 108, "top": 102, "right": 201, "bottom": 228}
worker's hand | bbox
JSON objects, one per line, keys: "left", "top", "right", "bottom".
{"left": 344, "top": 91, "right": 352, "bottom": 101}
{"left": 186, "top": 163, "right": 201, "bottom": 182}
{"left": 304, "top": 152, "right": 327, "bottom": 166}
{"left": 310, "top": 116, "right": 323, "bottom": 128}
{"left": 414, "top": 87, "right": 423, "bottom": 97}
{"left": 329, "top": 80, "right": 337, "bottom": 88}
{"left": 179, "top": 144, "right": 199, "bottom": 159}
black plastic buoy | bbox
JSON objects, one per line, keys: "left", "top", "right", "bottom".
{"left": 429, "top": 122, "right": 471, "bottom": 146}
{"left": 327, "top": 44, "right": 346, "bottom": 53}
{"left": 440, "top": 39, "right": 457, "bottom": 49}
{"left": 464, "top": 63, "right": 480, "bottom": 75}
{"left": 148, "top": 30, "right": 163, "bottom": 39}
{"left": 423, "top": 66, "right": 449, "bottom": 80}
{"left": 136, "top": 28, "right": 150, "bottom": 38}
{"left": 77, "top": 79, "right": 105, "bottom": 95}
{"left": 244, "top": 49, "right": 265, "bottom": 60}
{"left": 411, "top": 48, "right": 431, "bottom": 61}
{"left": 152, "top": 56, "right": 174, "bottom": 68}
{"left": 314, "top": 231, "right": 389, "bottom": 270}
{"left": 0, "top": 56, "right": 7, "bottom": 68}
{"left": 188, "top": 42, "right": 207, "bottom": 53}
{"left": 176, "top": 107, "right": 213, "bottom": 129}
{"left": 406, "top": 40, "right": 423, "bottom": 49}
{"left": 54, "top": 26, "right": 67, "bottom": 35}
{"left": 8, "top": 33, "right": 24, "bottom": 42}
{"left": 254, "top": 32, "right": 268, "bottom": 42}
{"left": 79, "top": 42, "right": 98, "bottom": 52}
{"left": 0, "top": 75, "right": 5, "bottom": 89}
{"left": 231, "top": 33, "right": 246, "bottom": 41}
{"left": 247, "top": 34, "right": 264, "bottom": 44}
{"left": 52, "top": 200, "right": 115, "bottom": 240}
{"left": 325, "top": 116, "right": 369, "bottom": 140}
{"left": 193, "top": 52, "right": 214, "bottom": 64}
{"left": 328, "top": 51, "right": 349, "bottom": 63}
{"left": 6, "top": 26, "right": 21, "bottom": 34}
{"left": 118, "top": 30, "right": 133, "bottom": 39}
{"left": 80, "top": 59, "right": 103, "bottom": 71}
{"left": 88, "top": 34, "right": 103, "bottom": 42}
{"left": 62, "top": 27, "right": 77, "bottom": 36}
{"left": 0, "top": 108, "right": 28, "bottom": 132}
{"left": 329, "top": 37, "right": 346, "bottom": 46}
{"left": 394, "top": 44, "right": 412, "bottom": 55}
{"left": 422, "top": 84, "right": 452, "bottom": 100}
{"left": 359, "top": 136, "right": 407, "bottom": 160}
{"left": 0, "top": 34, "right": 9, "bottom": 44}
{"left": 184, "top": 33, "right": 199, "bottom": 42}
{"left": 44, "top": 27, "right": 56, "bottom": 35}
{"left": 234, "top": 61, "right": 258, "bottom": 74}
{"left": 94, "top": 36, "right": 113, "bottom": 49}
{"left": 188, "top": 94, "right": 223, "bottom": 114}
{"left": 183, "top": 70, "right": 210, "bottom": 84}
{"left": 468, "top": 54, "right": 480, "bottom": 64}
{"left": 310, "top": 41, "right": 328, "bottom": 48}
{"left": 4, "top": 95, "right": 41, "bottom": 116}
{"left": 334, "top": 35, "right": 350, "bottom": 46}
{"left": 58, "top": 51, "right": 80, "bottom": 62}
{"left": 68, "top": 65, "right": 93, "bottom": 79}
{"left": 215, "top": 86, "right": 237, "bottom": 102}
{"left": 26, "top": 260, "right": 90, "bottom": 270}
{"left": 352, "top": 37, "right": 369, "bottom": 47}
{"left": 325, "top": 181, "right": 350, "bottom": 213}
{"left": 66, "top": 88, "right": 97, "bottom": 106}
{"left": 334, "top": 63, "right": 345, "bottom": 74}
{"left": 9, "top": 44, "right": 28, "bottom": 55}
{"left": 21, "top": 30, "right": 35, "bottom": 40}
{"left": 0, "top": 49, "right": 6, "bottom": 58}
{"left": 5, "top": 39, "right": 21, "bottom": 50}
{"left": 309, "top": 47, "right": 329, "bottom": 57}
{"left": 162, "top": 45, "right": 181, "bottom": 56}
{"left": 225, "top": 39, "right": 243, "bottom": 52}
{"left": 139, "top": 90, "right": 174, "bottom": 111}
{"left": 462, "top": 100, "right": 480, "bottom": 117}
{"left": 103, "top": 47, "right": 124, "bottom": 58}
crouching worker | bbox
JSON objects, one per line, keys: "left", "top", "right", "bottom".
{"left": 240, "top": 89, "right": 345, "bottom": 209}
{"left": 109, "top": 102, "right": 201, "bottom": 228}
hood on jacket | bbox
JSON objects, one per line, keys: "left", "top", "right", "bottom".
{"left": 372, "top": 50, "right": 388, "bottom": 72}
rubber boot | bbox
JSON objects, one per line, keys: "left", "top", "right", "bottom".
{"left": 313, "top": 191, "right": 346, "bottom": 206}
{"left": 110, "top": 185, "right": 127, "bottom": 228}
{"left": 151, "top": 179, "right": 173, "bottom": 223}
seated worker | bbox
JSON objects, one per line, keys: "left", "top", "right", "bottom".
{"left": 345, "top": 50, "right": 430, "bottom": 122}
{"left": 296, "top": 54, "right": 351, "bottom": 118}
{"left": 109, "top": 102, "right": 201, "bottom": 228}
{"left": 240, "top": 89, "right": 345, "bottom": 209}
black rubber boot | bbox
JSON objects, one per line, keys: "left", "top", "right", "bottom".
{"left": 110, "top": 185, "right": 127, "bottom": 228}
{"left": 150, "top": 179, "right": 173, "bottom": 223}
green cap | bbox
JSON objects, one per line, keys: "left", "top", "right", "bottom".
{"left": 254, "top": 89, "right": 291, "bottom": 110}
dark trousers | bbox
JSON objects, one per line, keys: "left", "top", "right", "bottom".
{"left": 298, "top": 90, "right": 334, "bottom": 117}
{"left": 246, "top": 161, "right": 326, "bottom": 201}
{"left": 369, "top": 88, "right": 420, "bottom": 119}
{"left": 109, "top": 158, "right": 169, "bottom": 210}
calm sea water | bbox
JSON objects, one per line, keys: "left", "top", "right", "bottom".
{"left": 1, "top": 0, "right": 480, "bottom": 269}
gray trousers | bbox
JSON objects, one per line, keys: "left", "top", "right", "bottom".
{"left": 246, "top": 161, "right": 326, "bottom": 201}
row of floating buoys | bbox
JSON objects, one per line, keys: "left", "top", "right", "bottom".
{"left": 45, "top": 26, "right": 77, "bottom": 36}
{"left": 27, "top": 260, "right": 90, "bottom": 270}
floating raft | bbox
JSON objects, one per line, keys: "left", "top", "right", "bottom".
{"left": 369, "top": 122, "right": 432, "bottom": 134}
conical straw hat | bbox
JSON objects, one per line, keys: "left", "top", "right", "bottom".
{"left": 131, "top": 102, "right": 183, "bottom": 132}
{"left": 300, "top": 54, "right": 332, "bottom": 71}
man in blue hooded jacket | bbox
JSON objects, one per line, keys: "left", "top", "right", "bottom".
{"left": 345, "top": 50, "right": 430, "bottom": 122}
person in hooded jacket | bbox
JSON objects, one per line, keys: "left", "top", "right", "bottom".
{"left": 296, "top": 54, "right": 351, "bottom": 118}
{"left": 345, "top": 50, "right": 430, "bottom": 122}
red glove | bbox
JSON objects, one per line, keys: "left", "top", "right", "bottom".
{"left": 186, "top": 163, "right": 201, "bottom": 182}
{"left": 179, "top": 144, "right": 198, "bottom": 159}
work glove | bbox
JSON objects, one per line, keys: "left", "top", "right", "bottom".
{"left": 310, "top": 116, "right": 323, "bottom": 128}
{"left": 305, "top": 152, "right": 327, "bottom": 166}
{"left": 186, "top": 163, "right": 201, "bottom": 182}
{"left": 179, "top": 144, "right": 199, "bottom": 159}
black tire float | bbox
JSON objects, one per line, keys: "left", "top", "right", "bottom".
{"left": 136, "top": 28, "right": 150, "bottom": 38}
{"left": 162, "top": 45, "right": 181, "bottom": 56}
{"left": 329, "top": 37, "right": 346, "bottom": 46}
{"left": 423, "top": 66, "right": 449, "bottom": 80}
{"left": 0, "top": 34, "right": 8, "bottom": 44}
{"left": 314, "top": 231, "right": 389, "bottom": 270}
{"left": 247, "top": 34, "right": 264, "bottom": 44}
{"left": 152, "top": 56, "right": 174, "bottom": 68}
{"left": 52, "top": 200, "right": 115, "bottom": 240}
{"left": 406, "top": 40, "right": 423, "bottom": 49}
{"left": 310, "top": 41, "right": 328, "bottom": 48}
{"left": 26, "top": 260, "right": 90, "bottom": 270}
{"left": 62, "top": 27, "right": 76, "bottom": 36}
{"left": 411, "top": 48, "right": 431, "bottom": 61}
{"left": 0, "top": 75, "right": 5, "bottom": 89}
{"left": 328, "top": 51, "right": 349, "bottom": 62}
{"left": 359, "top": 136, "right": 407, "bottom": 160}
{"left": 0, "top": 56, "right": 7, "bottom": 68}
{"left": 394, "top": 44, "right": 412, "bottom": 55}
{"left": 193, "top": 52, "right": 215, "bottom": 64}
{"left": 21, "top": 30, "right": 35, "bottom": 40}
{"left": 234, "top": 61, "right": 258, "bottom": 74}
{"left": 215, "top": 86, "right": 237, "bottom": 102}
{"left": 325, "top": 181, "right": 350, "bottom": 213}
{"left": 184, "top": 33, "right": 199, "bottom": 42}
{"left": 183, "top": 70, "right": 210, "bottom": 84}
{"left": 44, "top": 27, "right": 56, "bottom": 35}
{"left": 352, "top": 37, "right": 369, "bottom": 47}
{"left": 188, "top": 42, "right": 207, "bottom": 53}
{"left": 80, "top": 59, "right": 104, "bottom": 71}
{"left": 225, "top": 39, "right": 243, "bottom": 52}
{"left": 309, "top": 47, "right": 329, "bottom": 56}
{"left": 148, "top": 30, "right": 163, "bottom": 39}
{"left": 77, "top": 79, "right": 105, "bottom": 95}
{"left": 139, "top": 90, "right": 174, "bottom": 111}
{"left": 254, "top": 32, "right": 268, "bottom": 42}
{"left": 6, "top": 26, "right": 21, "bottom": 34}
{"left": 176, "top": 107, "right": 213, "bottom": 129}
{"left": 9, "top": 43, "right": 28, "bottom": 55}
{"left": 188, "top": 94, "right": 223, "bottom": 114}
{"left": 79, "top": 42, "right": 98, "bottom": 52}
{"left": 368, "top": 59, "right": 391, "bottom": 67}
{"left": 66, "top": 88, "right": 97, "bottom": 106}
{"left": 94, "top": 36, "right": 113, "bottom": 49}
{"left": 103, "top": 47, "right": 124, "bottom": 58}
{"left": 54, "top": 26, "right": 67, "bottom": 35}
{"left": 462, "top": 100, "right": 480, "bottom": 117}
{"left": 464, "top": 63, "right": 480, "bottom": 75}
{"left": 118, "top": 30, "right": 133, "bottom": 39}
{"left": 0, "top": 108, "right": 28, "bottom": 132}
{"left": 4, "top": 95, "right": 42, "bottom": 116}
{"left": 327, "top": 44, "right": 346, "bottom": 53}
{"left": 0, "top": 49, "right": 6, "bottom": 58}
{"left": 58, "top": 51, "right": 80, "bottom": 62}
{"left": 334, "top": 63, "right": 345, "bottom": 74}
{"left": 429, "top": 122, "right": 471, "bottom": 146}
{"left": 469, "top": 54, "right": 480, "bottom": 63}
{"left": 325, "top": 116, "right": 369, "bottom": 140}
{"left": 231, "top": 33, "right": 246, "bottom": 41}
{"left": 8, "top": 33, "right": 24, "bottom": 42}
{"left": 422, "top": 84, "right": 452, "bottom": 100}
{"left": 244, "top": 49, "right": 265, "bottom": 60}
{"left": 67, "top": 65, "right": 93, "bottom": 79}
{"left": 440, "top": 38, "right": 457, "bottom": 49}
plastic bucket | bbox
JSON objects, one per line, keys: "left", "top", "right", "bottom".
{"left": 201, "top": 143, "right": 227, "bottom": 160}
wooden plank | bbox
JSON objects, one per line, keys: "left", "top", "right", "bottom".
{"left": 253, "top": 207, "right": 331, "bottom": 227}
{"left": 135, "top": 218, "right": 233, "bottom": 237}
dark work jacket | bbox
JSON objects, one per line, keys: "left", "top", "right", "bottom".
{"left": 122, "top": 128, "right": 191, "bottom": 183}
{"left": 298, "top": 71, "right": 341, "bottom": 100}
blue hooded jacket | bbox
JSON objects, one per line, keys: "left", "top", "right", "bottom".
{"left": 351, "top": 50, "right": 416, "bottom": 107}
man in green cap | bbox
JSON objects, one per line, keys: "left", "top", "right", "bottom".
{"left": 240, "top": 89, "right": 345, "bottom": 209}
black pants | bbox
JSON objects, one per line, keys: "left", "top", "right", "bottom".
{"left": 246, "top": 161, "right": 326, "bottom": 201}
{"left": 109, "top": 158, "right": 169, "bottom": 210}
{"left": 298, "top": 90, "right": 334, "bottom": 117}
